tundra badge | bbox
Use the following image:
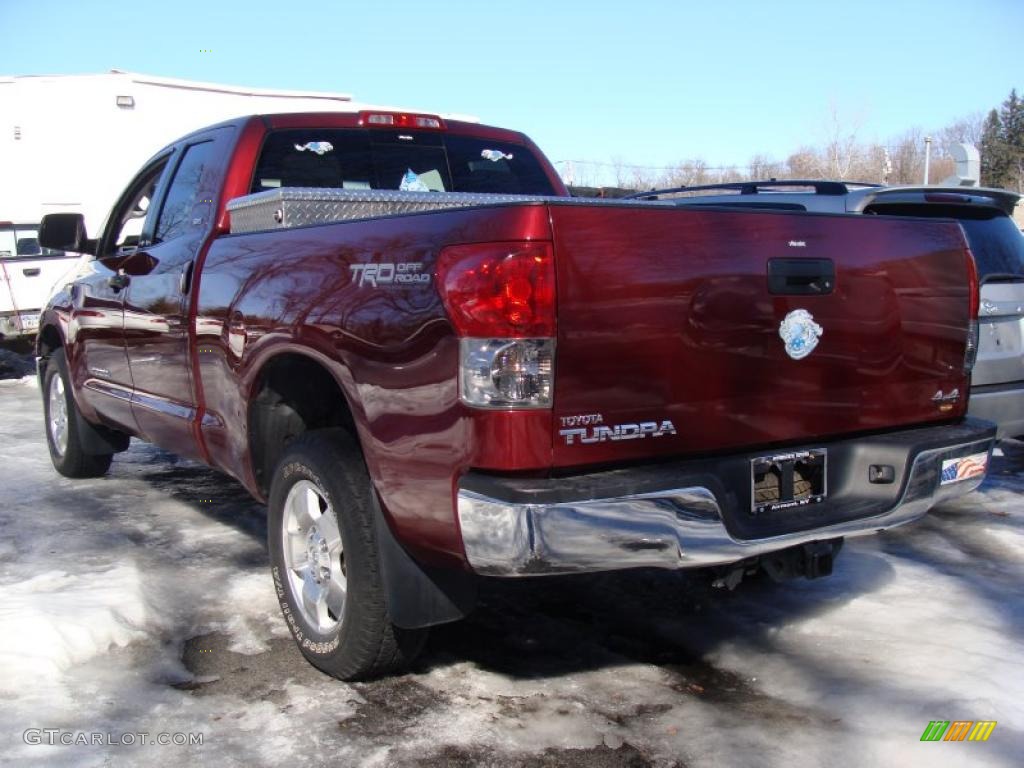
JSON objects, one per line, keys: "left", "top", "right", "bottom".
{"left": 779, "top": 309, "right": 823, "bottom": 360}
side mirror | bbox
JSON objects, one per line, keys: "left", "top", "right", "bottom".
{"left": 38, "top": 213, "right": 94, "bottom": 254}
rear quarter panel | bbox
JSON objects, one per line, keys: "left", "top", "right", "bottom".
{"left": 194, "top": 204, "right": 552, "bottom": 565}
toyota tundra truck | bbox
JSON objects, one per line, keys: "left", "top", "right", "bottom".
{"left": 35, "top": 111, "right": 995, "bottom": 680}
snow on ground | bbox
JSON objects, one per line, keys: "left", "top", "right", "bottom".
{"left": 0, "top": 377, "right": 1022, "bottom": 767}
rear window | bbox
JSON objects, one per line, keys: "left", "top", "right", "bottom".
{"left": 865, "top": 204, "right": 1024, "bottom": 278}
{"left": 251, "top": 129, "right": 555, "bottom": 197}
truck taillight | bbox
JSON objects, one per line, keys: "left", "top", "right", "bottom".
{"left": 460, "top": 338, "right": 554, "bottom": 408}
{"left": 437, "top": 241, "right": 556, "bottom": 409}
{"left": 437, "top": 242, "right": 555, "bottom": 337}
{"left": 965, "top": 246, "right": 980, "bottom": 373}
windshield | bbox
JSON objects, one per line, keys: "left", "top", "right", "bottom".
{"left": 252, "top": 129, "right": 556, "bottom": 197}
{"left": 0, "top": 224, "right": 67, "bottom": 260}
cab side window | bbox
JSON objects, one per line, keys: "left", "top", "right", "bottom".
{"left": 107, "top": 161, "right": 168, "bottom": 255}
{"left": 155, "top": 141, "right": 218, "bottom": 244}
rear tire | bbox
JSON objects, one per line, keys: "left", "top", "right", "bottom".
{"left": 42, "top": 349, "right": 114, "bottom": 478}
{"left": 268, "top": 429, "right": 426, "bottom": 680}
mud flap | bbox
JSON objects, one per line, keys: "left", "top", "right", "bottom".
{"left": 74, "top": 408, "right": 130, "bottom": 455}
{"left": 371, "top": 492, "right": 477, "bottom": 629}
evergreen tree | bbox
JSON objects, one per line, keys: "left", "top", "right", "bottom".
{"left": 982, "top": 89, "right": 1024, "bottom": 190}
{"left": 980, "top": 108, "right": 1004, "bottom": 187}
{"left": 999, "top": 89, "right": 1024, "bottom": 192}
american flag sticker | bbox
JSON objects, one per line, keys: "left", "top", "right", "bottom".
{"left": 940, "top": 452, "right": 989, "bottom": 485}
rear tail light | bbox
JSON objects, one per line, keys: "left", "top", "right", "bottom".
{"left": 437, "top": 241, "right": 555, "bottom": 338}
{"left": 460, "top": 338, "right": 554, "bottom": 408}
{"left": 437, "top": 241, "right": 556, "bottom": 409}
{"left": 964, "top": 246, "right": 980, "bottom": 373}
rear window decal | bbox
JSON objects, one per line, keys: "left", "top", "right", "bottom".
{"left": 400, "top": 169, "right": 430, "bottom": 192}
{"left": 481, "top": 149, "right": 514, "bottom": 162}
{"left": 294, "top": 141, "right": 334, "bottom": 155}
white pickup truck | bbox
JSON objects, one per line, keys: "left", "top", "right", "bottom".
{"left": 0, "top": 222, "right": 79, "bottom": 339}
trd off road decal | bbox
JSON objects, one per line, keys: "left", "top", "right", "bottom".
{"left": 350, "top": 262, "right": 430, "bottom": 288}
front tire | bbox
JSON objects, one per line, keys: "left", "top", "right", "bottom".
{"left": 268, "top": 429, "right": 426, "bottom": 680}
{"left": 42, "top": 349, "right": 114, "bottom": 478}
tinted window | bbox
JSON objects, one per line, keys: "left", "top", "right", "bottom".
{"left": 867, "top": 203, "right": 1024, "bottom": 278}
{"left": 958, "top": 215, "right": 1024, "bottom": 278}
{"left": 252, "top": 129, "right": 556, "bottom": 196}
{"left": 156, "top": 141, "right": 218, "bottom": 243}
{"left": 444, "top": 134, "right": 555, "bottom": 194}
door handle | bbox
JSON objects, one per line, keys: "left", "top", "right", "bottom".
{"left": 22, "top": 268, "right": 41, "bottom": 277}
{"left": 108, "top": 273, "right": 131, "bottom": 292}
{"left": 768, "top": 258, "right": 834, "bottom": 295}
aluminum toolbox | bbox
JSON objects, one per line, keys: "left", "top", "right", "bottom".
{"left": 227, "top": 187, "right": 549, "bottom": 233}
{"left": 226, "top": 187, "right": 671, "bottom": 233}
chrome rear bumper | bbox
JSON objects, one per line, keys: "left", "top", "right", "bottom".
{"left": 457, "top": 426, "right": 995, "bottom": 576}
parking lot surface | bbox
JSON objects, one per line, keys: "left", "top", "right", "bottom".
{"left": 0, "top": 375, "right": 1021, "bottom": 767}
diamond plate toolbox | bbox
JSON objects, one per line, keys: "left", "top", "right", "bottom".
{"left": 226, "top": 187, "right": 548, "bottom": 233}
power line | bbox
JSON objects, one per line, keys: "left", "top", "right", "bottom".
{"left": 553, "top": 159, "right": 757, "bottom": 172}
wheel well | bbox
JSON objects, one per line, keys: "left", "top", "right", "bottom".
{"left": 248, "top": 353, "right": 356, "bottom": 495}
{"left": 37, "top": 325, "right": 62, "bottom": 359}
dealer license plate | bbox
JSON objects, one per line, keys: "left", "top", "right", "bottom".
{"left": 751, "top": 449, "right": 827, "bottom": 514}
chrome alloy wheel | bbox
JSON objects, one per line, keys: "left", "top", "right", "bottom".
{"left": 48, "top": 373, "right": 69, "bottom": 457}
{"left": 282, "top": 480, "right": 347, "bottom": 633}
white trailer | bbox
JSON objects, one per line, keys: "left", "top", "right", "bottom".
{"left": 0, "top": 70, "right": 472, "bottom": 337}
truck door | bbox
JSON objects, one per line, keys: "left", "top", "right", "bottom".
{"left": 72, "top": 156, "right": 170, "bottom": 434}
{"left": 122, "top": 135, "right": 225, "bottom": 458}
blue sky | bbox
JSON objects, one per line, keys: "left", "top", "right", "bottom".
{"left": 2, "top": 0, "right": 1021, "bottom": 175}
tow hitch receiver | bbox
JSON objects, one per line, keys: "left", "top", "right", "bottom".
{"left": 761, "top": 539, "right": 844, "bottom": 582}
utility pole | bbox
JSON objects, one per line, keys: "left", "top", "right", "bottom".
{"left": 923, "top": 135, "right": 932, "bottom": 184}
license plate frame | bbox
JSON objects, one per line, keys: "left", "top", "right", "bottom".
{"left": 751, "top": 449, "right": 827, "bottom": 514}
{"left": 19, "top": 313, "right": 40, "bottom": 332}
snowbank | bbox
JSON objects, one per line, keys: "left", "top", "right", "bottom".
{"left": 0, "top": 566, "right": 149, "bottom": 684}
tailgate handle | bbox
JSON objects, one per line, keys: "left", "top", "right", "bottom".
{"left": 768, "top": 258, "right": 834, "bottom": 295}
{"left": 22, "top": 268, "right": 41, "bottom": 277}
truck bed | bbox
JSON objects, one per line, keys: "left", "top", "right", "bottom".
{"left": 211, "top": 193, "right": 974, "bottom": 481}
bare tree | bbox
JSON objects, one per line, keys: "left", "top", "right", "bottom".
{"left": 821, "top": 101, "right": 866, "bottom": 179}
{"left": 747, "top": 154, "right": 783, "bottom": 180}
{"left": 786, "top": 147, "right": 823, "bottom": 178}
{"left": 935, "top": 112, "right": 985, "bottom": 154}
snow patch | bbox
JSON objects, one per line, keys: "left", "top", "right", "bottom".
{"left": 0, "top": 566, "right": 149, "bottom": 683}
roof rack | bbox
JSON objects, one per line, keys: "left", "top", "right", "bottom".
{"left": 627, "top": 179, "right": 883, "bottom": 200}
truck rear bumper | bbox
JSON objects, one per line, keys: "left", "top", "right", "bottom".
{"left": 0, "top": 309, "right": 40, "bottom": 339}
{"left": 456, "top": 419, "right": 996, "bottom": 576}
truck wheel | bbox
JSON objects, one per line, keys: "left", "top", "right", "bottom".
{"left": 268, "top": 429, "right": 426, "bottom": 680}
{"left": 42, "top": 349, "right": 114, "bottom": 478}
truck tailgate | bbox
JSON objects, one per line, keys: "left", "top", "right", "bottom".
{"left": 549, "top": 205, "right": 973, "bottom": 468}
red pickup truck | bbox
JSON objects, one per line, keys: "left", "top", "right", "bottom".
{"left": 36, "top": 111, "right": 995, "bottom": 680}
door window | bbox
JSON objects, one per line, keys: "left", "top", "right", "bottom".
{"left": 104, "top": 160, "right": 169, "bottom": 256}
{"left": 155, "top": 141, "right": 219, "bottom": 244}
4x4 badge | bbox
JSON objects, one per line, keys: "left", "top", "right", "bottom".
{"left": 779, "top": 309, "right": 823, "bottom": 360}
